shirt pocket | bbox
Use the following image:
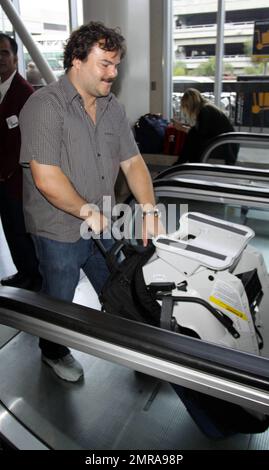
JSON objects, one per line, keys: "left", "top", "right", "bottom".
{"left": 104, "top": 133, "right": 120, "bottom": 160}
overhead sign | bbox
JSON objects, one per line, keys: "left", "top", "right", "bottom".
{"left": 235, "top": 76, "right": 269, "bottom": 127}
{"left": 252, "top": 20, "right": 269, "bottom": 58}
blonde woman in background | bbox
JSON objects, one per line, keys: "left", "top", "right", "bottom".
{"left": 173, "top": 88, "right": 238, "bottom": 164}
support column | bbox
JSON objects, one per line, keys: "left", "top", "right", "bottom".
{"left": 82, "top": 0, "right": 150, "bottom": 124}
{"left": 150, "top": 0, "right": 172, "bottom": 117}
{"left": 214, "top": 0, "right": 225, "bottom": 108}
{"left": 68, "top": 0, "right": 79, "bottom": 32}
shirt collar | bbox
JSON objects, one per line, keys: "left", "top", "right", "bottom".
{"left": 0, "top": 70, "right": 17, "bottom": 103}
{"left": 59, "top": 73, "right": 78, "bottom": 103}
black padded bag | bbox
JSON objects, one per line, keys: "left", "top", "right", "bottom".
{"left": 99, "top": 241, "right": 160, "bottom": 326}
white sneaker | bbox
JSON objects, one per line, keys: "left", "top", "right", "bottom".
{"left": 42, "top": 353, "right": 84, "bottom": 382}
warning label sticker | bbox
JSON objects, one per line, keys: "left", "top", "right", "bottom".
{"left": 209, "top": 280, "right": 248, "bottom": 321}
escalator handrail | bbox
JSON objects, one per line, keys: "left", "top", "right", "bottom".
{"left": 153, "top": 177, "right": 269, "bottom": 201}
{"left": 201, "top": 132, "right": 269, "bottom": 163}
{"left": 156, "top": 163, "right": 269, "bottom": 181}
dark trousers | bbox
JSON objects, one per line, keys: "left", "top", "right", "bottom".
{"left": 0, "top": 181, "right": 39, "bottom": 276}
{"left": 32, "top": 234, "right": 114, "bottom": 359}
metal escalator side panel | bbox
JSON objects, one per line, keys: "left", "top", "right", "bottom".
{"left": 0, "top": 287, "right": 269, "bottom": 414}
{"left": 0, "top": 402, "right": 49, "bottom": 450}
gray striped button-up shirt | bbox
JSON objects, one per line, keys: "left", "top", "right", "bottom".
{"left": 19, "top": 74, "right": 139, "bottom": 242}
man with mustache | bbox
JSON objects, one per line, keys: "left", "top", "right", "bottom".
{"left": 19, "top": 22, "right": 162, "bottom": 382}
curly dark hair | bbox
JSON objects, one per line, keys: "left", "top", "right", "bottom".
{"left": 63, "top": 21, "right": 126, "bottom": 70}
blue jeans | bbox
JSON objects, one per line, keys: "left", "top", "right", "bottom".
{"left": 32, "top": 234, "right": 114, "bottom": 359}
